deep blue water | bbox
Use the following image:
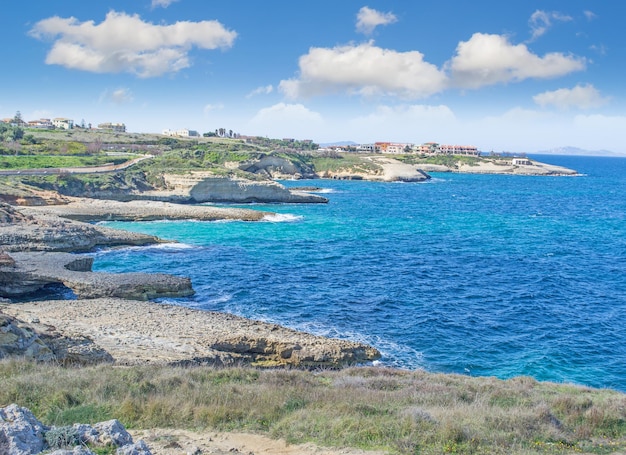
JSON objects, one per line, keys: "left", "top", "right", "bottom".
{"left": 94, "top": 155, "right": 626, "bottom": 391}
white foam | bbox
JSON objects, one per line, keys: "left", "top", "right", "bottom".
{"left": 149, "top": 242, "right": 196, "bottom": 250}
{"left": 262, "top": 213, "right": 304, "bottom": 223}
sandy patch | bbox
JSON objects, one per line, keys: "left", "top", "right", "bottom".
{"left": 130, "top": 428, "right": 385, "bottom": 455}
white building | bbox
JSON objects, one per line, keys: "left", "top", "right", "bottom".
{"left": 52, "top": 118, "right": 74, "bottom": 130}
{"left": 162, "top": 128, "right": 199, "bottom": 138}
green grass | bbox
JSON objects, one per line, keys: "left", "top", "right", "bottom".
{"left": 309, "top": 153, "right": 381, "bottom": 174}
{"left": 0, "top": 155, "right": 128, "bottom": 170}
{"left": 1, "top": 359, "right": 625, "bottom": 454}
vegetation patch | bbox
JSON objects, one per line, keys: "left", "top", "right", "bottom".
{"left": 1, "top": 359, "right": 625, "bottom": 455}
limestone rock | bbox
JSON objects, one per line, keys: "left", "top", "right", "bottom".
{"left": 0, "top": 312, "right": 113, "bottom": 365}
{"left": 0, "top": 404, "right": 48, "bottom": 455}
{"left": 1, "top": 252, "right": 194, "bottom": 301}
{"left": 238, "top": 155, "right": 317, "bottom": 179}
{"left": 0, "top": 203, "right": 160, "bottom": 253}
{"left": 0, "top": 313, "right": 55, "bottom": 362}
{"left": 0, "top": 405, "right": 152, "bottom": 455}
{"left": 188, "top": 177, "right": 328, "bottom": 203}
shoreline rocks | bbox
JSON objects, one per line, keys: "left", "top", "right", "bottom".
{"left": 1, "top": 299, "right": 381, "bottom": 368}
{"left": 1, "top": 252, "right": 194, "bottom": 300}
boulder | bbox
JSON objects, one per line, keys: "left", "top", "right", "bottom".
{"left": 0, "top": 313, "right": 55, "bottom": 362}
{"left": 0, "top": 312, "right": 113, "bottom": 365}
{"left": 0, "top": 405, "right": 152, "bottom": 455}
{"left": 0, "top": 404, "right": 48, "bottom": 455}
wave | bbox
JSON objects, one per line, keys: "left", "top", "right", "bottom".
{"left": 262, "top": 213, "right": 304, "bottom": 223}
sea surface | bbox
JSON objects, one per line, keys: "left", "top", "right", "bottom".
{"left": 94, "top": 155, "right": 626, "bottom": 391}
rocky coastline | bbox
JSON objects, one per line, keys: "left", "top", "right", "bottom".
{"left": 0, "top": 198, "right": 380, "bottom": 369}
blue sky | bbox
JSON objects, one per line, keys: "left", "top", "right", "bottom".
{"left": 1, "top": 1, "right": 624, "bottom": 153}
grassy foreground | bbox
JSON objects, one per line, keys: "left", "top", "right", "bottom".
{"left": 1, "top": 360, "right": 625, "bottom": 454}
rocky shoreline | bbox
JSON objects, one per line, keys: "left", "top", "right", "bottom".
{"left": 0, "top": 198, "right": 381, "bottom": 368}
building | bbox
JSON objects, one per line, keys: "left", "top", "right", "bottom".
{"left": 98, "top": 122, "right": 126, "bottom": 133}
{"left": 162, "top": 128, "right": 200, "bottom": 138}
{"left": 27, "top": 119, "right": 54, "bottom": 129}
{"left": 52, "top": 118, "right": 74, "bottom": 130}
{"left": 511, "top": 158, "right": 532, "bottom": 166}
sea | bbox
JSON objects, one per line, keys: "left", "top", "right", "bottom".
{"left": 93, "top": 155, "right": 626, "bottom": 392}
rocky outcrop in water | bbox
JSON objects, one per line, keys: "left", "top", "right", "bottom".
{"left": 0, "top": 203, "right": 160, "bottom": 253}
{"left": 0, "top": 404, "right": 150, "bottom": 455}
{"left": 188, "top": 177, "right": 327, "bottom": 203}
{"left": 0, "top": 252, "right": 193, "bottom": 300}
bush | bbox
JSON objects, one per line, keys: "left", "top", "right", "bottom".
{"left": 45, "top": 426, "right": 79, "bottom": 449}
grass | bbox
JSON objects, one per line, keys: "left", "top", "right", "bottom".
{"left": 309, "top": 153, "right": 381, "bottom": 174}
{"left": 0, "top": 155, "right": 128, "bottom": 170}
{"left": 1, "top": 359, "right": 625, "bottom": 454}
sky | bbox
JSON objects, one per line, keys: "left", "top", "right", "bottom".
{"left": 1, "top": 0, "right": 625, "bottom": 154}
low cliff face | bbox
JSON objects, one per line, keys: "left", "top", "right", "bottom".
{"left": 189, "top": 177, "right": 328, "bottom": 203}
{"left": 238, "top": 155, "right": 318, "bottom": 179}
{"left": 0, "top": 202, "right": 160, "bottom": 253}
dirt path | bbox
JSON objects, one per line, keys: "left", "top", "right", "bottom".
{"left": 130, "top": 429, "right": 384, "bottom": 455}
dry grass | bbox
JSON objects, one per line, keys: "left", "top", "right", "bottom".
{"left": 1, "top": 359, "right": 625, "bottom": 454}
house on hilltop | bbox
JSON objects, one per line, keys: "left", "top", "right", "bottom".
{"left": 52, "top": 118, "right": 74, "bottom": 130}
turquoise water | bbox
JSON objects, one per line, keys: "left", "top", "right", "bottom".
{"left": 94, "top": 155, "right": 626, "bottom": 391}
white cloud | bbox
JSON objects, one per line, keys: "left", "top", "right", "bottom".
{"left": 246, "top": 85, "right": 274, "bottom": 98}
{"left": 100, "top": 87, "right": 134, "bottom": 104}
{"left": 151, "top": 0, "right": 179, "bottom": 8}
{"left": 447, "top": 33, "right": 586, "bottom": 89}
{"left": 29, "top": 11, "right": 237, "bottom": 78}
{"left": 248, "top": 103, "right": 324, "bottom": 138}
{"left": 279, "top": 42, "right": 447, "bottom": 100}
{"left": 203, "top": 103, "right": 224, "bottom": 114}
{"left": 584, "top": 10, "right": 598, "bottom": 21}
{"left": 356, "top": 6, "right": 398, "bottom": 35}
{"left": 528, "top": 10, "right": 572, "bottom": 41}
{"left": 533, "top": 84, "right": 610, "bottom": 110}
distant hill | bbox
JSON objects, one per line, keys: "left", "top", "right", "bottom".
{"left": 537, "top": 146, "right": 625, "bottom": 157}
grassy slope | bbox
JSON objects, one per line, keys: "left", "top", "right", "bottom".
{"left": 1, "top": 360, "right": 624, "bottom": 455}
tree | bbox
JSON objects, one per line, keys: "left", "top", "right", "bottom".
{"left": 13, "top": 111, "right": 23, "bottom": 125}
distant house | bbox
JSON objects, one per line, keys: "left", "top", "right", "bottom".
{"left": 98, "top": 122, "right": 126, "bottom": 133}
{"left": 162, "top": 128, "right": 199, "bottom": 138}
{"left": 511, "top": 158, "right": 532, "bottom": 166}
{"left": 27, "top": 118, "right": 54, "bottom": 129}
{"left": 52, "top": 118, "right": 74, "bottom": 130}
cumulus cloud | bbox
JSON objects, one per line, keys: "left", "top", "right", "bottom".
{"left": 447, "top": 33, "right": 586, "bottom": 89}
{"left": 279, "top": 42, "right": 447, "bottom": 100}
{"left": 246, "top": 85, "right": 274, "bottom": 98}
{"left": 29, "top": 11, "right": 237, "bottom": 77}
{"left": 356, "top": 6, "right": 398, "bottom": 35}
{"left": 528, "top": 10, "right": 573, "bottom": 41}
{"left": 533, "top": 84, "right": 610, "bottom": 110}
{"left": 100, "top": 87, "right": 134, "bottom": 104}
{"left": 151, "top": 0, "right": 179, "bottom": 8}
